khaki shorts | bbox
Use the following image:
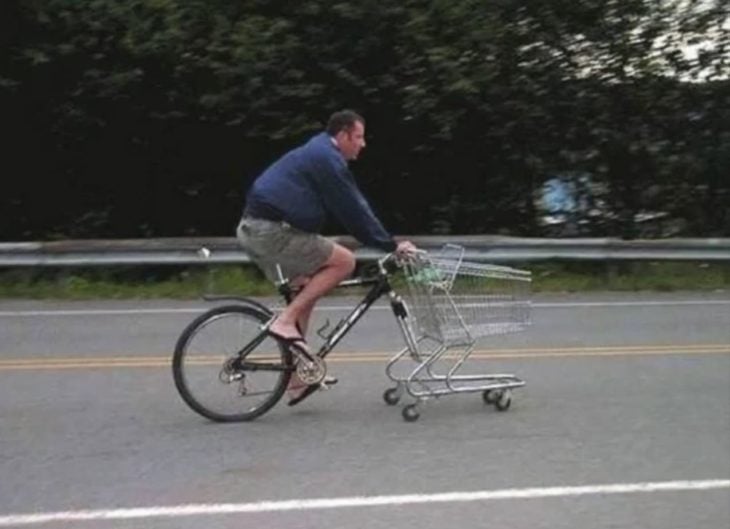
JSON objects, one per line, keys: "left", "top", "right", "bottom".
{"left": 236, "top": 217, "right": 334, "bottom": 283}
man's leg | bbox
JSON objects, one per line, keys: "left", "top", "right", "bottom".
{"left": 287, "top": 277, "right": 313, "bottom": 337}
{"left": 269, "top": 243, "right": 355, "bottom": 341}
{"left": 282, "top": 289, "right": 313, "bottom": 338}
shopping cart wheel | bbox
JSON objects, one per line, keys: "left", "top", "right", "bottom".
{"left": 383, "top": 387, "right": 401, "bottom": 406}
{"left": 482, "top": 389, "right": 498, "bottom": 405}
{"left": 402, "top": 404, "right": 420, "bottom": 422}
{"left": 494, "top": 390, "right": 512, "bottom": 411}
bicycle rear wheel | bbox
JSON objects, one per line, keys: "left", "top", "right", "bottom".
{"left": 173, "top": 304, "right": 292, "bottom": 422}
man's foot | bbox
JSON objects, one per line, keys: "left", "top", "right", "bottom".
{"left": 267, "top": 321, "right": 312, "bottom": 356}
{"left": 268, "top": 318, "right": 302, "bottom": 342}
{"left": 287, "top": 375, "right": 338, "bottom": 407}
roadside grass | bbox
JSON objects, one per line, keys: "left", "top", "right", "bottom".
{"left": 0, "top": 261, "right": 727, "bottom": 299}
{"left": 0, "top": 266, "right": 275, "bottom": 300}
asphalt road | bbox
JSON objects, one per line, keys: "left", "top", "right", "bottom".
{"left": 0, "top": 292, "right": 729, "bottom": 528}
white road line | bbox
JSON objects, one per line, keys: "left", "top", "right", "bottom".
{"left": 0, "top": 479, "right": 728, "bottom": 526}
{"left": 1, "top": 299, "right": 729, "bottom": 317}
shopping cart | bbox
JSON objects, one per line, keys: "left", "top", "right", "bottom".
{"left": 383, "top": 244, "right": 531, "bottom": 421}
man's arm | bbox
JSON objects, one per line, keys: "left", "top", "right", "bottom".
{"left": 313, "top": 156, "right": 398, "bottom": 252}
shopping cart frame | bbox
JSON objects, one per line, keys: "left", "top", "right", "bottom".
{"left": 382, "top": 245, "right": 531, "bottom": 421}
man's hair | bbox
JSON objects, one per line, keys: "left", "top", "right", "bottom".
{"left": 326, "top": 109, "right": 365, "bottom": 136}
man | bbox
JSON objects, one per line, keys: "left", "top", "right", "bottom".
{"left": 237, "top": 110, "right": 416, "bottom": 404}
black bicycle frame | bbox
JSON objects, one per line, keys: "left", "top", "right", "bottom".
{"left": 314, "top": 275, "right": 392, "bottom": 358}
{"left": 281, "top": 271, "right": 407, "bottom": 360}
{"left": 232, "top": 268, "right": 407, "bottom": 372}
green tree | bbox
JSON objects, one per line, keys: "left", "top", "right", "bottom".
{"left": 2, "top": 0, "right": 728, "bottom": 240}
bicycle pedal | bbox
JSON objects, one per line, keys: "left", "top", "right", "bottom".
{"left": 318, "top": 376, "right": 338, "bottom": 390}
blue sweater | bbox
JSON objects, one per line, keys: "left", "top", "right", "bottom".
{"left": 244, "top": 132, "right": 397, "bottom": 252}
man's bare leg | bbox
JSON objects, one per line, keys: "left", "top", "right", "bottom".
{"left": 269, "top": 244, "right": 355, "bottom": 343}
{"left": 269, "top": 244, "right": 354, "bottom": 396}
{"left": 287, "top": 277, "right": 311, "bottom": 337}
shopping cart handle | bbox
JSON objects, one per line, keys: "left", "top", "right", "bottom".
{"left": 377, "top": 249, "right": 425, "bottom": 275}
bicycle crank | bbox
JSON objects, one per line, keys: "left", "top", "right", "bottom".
{"left": 295, "top": 355, "right": 327, "bottom": 385}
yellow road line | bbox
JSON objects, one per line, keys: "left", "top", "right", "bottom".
{"left": 0, "top": 344, "right": 728, "bottom": 371}
{"left": 1, "top": 343, "right": 728, "bottom": 365}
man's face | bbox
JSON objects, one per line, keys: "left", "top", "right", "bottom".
{"left": 336, "top": 121, "right": 366, "bottom": 161}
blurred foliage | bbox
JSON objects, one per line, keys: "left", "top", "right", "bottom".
{"left": 1, "top": 261, "right": 728, "bottom": 299}
{"left": 1, "top": 0, "right": 728, "bottom": 240}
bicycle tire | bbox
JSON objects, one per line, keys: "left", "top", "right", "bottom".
{"left": 173, "top": 304, "right": 292, "bottom": 422}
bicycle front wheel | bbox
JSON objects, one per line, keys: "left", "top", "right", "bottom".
{"left": 173, "top": 304, "right": 292, "bottom": 422}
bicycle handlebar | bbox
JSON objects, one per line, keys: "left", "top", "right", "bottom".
{"left": 377, "top": 248, "right": 426, "bottom": 275}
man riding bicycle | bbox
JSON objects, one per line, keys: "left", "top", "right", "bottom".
{"left": 237, "top": 110, "right": 416, "bottom": 405}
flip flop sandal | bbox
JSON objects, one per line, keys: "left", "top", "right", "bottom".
{"left": 288, "top": 376, "right": 338, "bottom": 407}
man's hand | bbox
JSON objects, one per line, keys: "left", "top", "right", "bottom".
{"left": 395, "top": 240, "right": 418, "bottom": 256}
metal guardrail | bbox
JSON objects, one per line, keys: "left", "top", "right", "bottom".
{"left": 1, "top": 236, "right": 729, "bottom": 266}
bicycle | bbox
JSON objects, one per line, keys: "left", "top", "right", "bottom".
{"left": 172, "top": 245, "right": 531, "bottom": 422}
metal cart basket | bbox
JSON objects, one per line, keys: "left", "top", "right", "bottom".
{"left": 384, "top": 244, "right": 532, "bottom": 420}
